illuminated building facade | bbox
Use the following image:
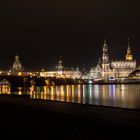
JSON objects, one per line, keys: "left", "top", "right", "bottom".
{"left": 7, "top": 54, "right": 29, "bottom": 76}
{"left": 40, "top": 57, "right": 82, "bottom": 79}
{"left": 89, "top": 39, "right": 136, "bottom": 80}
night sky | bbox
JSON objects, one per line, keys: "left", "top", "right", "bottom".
{"left": 0, "top": 0, "right": 140, "bottom": 71}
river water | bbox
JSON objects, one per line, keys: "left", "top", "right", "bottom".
{"left": 29, "top": 84, "right": 140, "bottom": 109}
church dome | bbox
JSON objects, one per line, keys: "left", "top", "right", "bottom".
{"left": 12, "top": 55, "right": 23, "bottom": 71}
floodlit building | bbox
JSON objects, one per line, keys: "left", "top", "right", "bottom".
{"left": 8, "top": 54, "right": 27, "bottom": 76}
{"left": 40, "top": 56, "right": 82, "bottom": 79}
{"left": 89, "top": 39, "right": 136, "bottom": 80}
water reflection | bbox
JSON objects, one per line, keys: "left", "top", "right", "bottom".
{"left": 20, "top": 84, "right": 140, "bottom": 109}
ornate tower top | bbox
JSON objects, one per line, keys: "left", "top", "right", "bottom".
{"left": 102, "top": 39, "right": 109, "bottom": 64}
{"left": 57, "top": 56, "right": 64, "bottom": 71}
{"left": 126, "top": 38, "right": 133, "bottom": 61}
{"left": 103, "top": 39, "right": 108, "bottom": 50}
{"left": 12, "top": 54, "right": 23, "bottom": 71}
{"left": 98, "top": 57, "right": 101, "bottom": 65}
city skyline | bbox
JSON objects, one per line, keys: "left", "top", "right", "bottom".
{"left": 0, "top": 38, "right": 138, "bottom": 73}
{"left": 0, "top": 0, "right": 140, "bottom": 70}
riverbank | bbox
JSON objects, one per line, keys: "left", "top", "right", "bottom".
{"left": 0, "top": 95, "right": 140, "bottom": 139}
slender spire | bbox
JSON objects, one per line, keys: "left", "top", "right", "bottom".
{"left": 104, "top": 39, "right": 107, "bottom": 44}
{"left": 98, "top": 57, "right": 101, "bottom": 65}
{"left": 57, "top": 56, "right": 64, "bottom": 71}
{"left": 103, "top": 39, "right": 108, "bottom": 50}
{"left": 102, "top": 39, "right": 109, "bottom": 66}
{"left": 128, "top": 37, "right": 131, "bottom": 48}
{"left": 126, "top": 38, "right": 133, "bottom": 61}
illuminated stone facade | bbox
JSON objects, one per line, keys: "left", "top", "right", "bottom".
{"left": 40, "top": 57, "right": 82, "bottom": 79}
{"left": 90, "top": 39, "right": 136, "bottom": 80}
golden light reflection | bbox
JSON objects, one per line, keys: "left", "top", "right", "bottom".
{"left": 66, "top": 85, "right": 70, "bottom": 102}
{"left": 41, "top": 91, "right": 44, "bottom": 99}
{"left": 33, "top": 91, "right": 36, "bottom": 99}
{"left": 28, "top": 84, "right": 140, "bottom": 109}
{"left": 94, "top": 85, "right": 99, "bottom": 99}
{"left": 120, "top": 84, "right": 125, "bottom": 100}
{"left": 101, "top": 85, "right": 110, "bottom": 106}
{"left": 102, "top": 85, "right": 108, "bottom": 100}
{"left": 72, "top": 85, "right": 75, "bottom": 102}
{"left": 30, "top": 85, "right": 35, "bottom": 94}
{"left": 36, "top": 87, "right": 41, "bottom": 99}
{"left": 43, "top": 87, "right": 47, "bottom": 100}
{"left": 78, "top": 85, "right": 81, "bottom": 103}
{"left": 82, "top": 85, "right": 86, "bottom": 104}
{"left": 44, "top": 86, "right": 47, "bottom": 94}
{"left": 60, "top": 85, "right": 65, "bottom": 101}
{"left": 55, "top": 86, "right": 60, "bottom": 100}
{"left": 50, "top": 86, "right": 54, "bottom": 100}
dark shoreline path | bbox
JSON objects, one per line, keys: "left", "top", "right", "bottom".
{"left": 0, "top": 95, "right": 140, "bottom": 139}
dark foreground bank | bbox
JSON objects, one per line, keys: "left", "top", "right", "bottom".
{"left": 0, "top": 95, "right": 140, "bottom": 140}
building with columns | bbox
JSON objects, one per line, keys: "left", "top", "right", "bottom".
{"left": 89, "top": 39, "right": 136, "bottom": 80}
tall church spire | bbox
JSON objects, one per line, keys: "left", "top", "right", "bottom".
{"left": 103, "top": 39, "right": 108, "bottom": 50}
{"left": 98, "top": 57, "right": 101, "bottom": 65}
{"left": 102, "top": 39, "right": 109, "bottom": 64}
{"left": 126, "top": 38, "right": 133, "bottom": 61}
{"left": 128, "top": 37, "right": 130, "bottom": 48}
{"left": 56, "top": 56, "right": 64, "bottom": 71}
{"left": 102, "top": 39, "right": 110, "bottom": 73}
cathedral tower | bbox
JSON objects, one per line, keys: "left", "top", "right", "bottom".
{"left": 56, "top": 56, "right": 64, "bottom": 71}
{"left": 102, "top": 39, "right": 110, "bottom": 72}
{"left": 126, "top": 38, "right": 133, "bottom": 61}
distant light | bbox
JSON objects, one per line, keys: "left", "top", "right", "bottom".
{"left": 88, "top": 80, "right": 92, "bottom": 84}
{"left": 18, "top": 72, "right": 22, "bottom": 76}
{"left": 7, "top": 72, "right": 10, "bottom": 75}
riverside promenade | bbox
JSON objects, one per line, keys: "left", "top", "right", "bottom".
{"left": 0, "top": 95, "right": 140, "bottom": 139}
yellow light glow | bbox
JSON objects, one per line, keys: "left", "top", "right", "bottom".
{"left": 30, "top": 72, "right": 33, "bottom": 76}
{"left": 18, "top": 72, "right": 22, "bottom": 76}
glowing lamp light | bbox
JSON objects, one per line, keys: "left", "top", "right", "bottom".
{"left": 18, "top": 72, "right": 22, "bottom": 76}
